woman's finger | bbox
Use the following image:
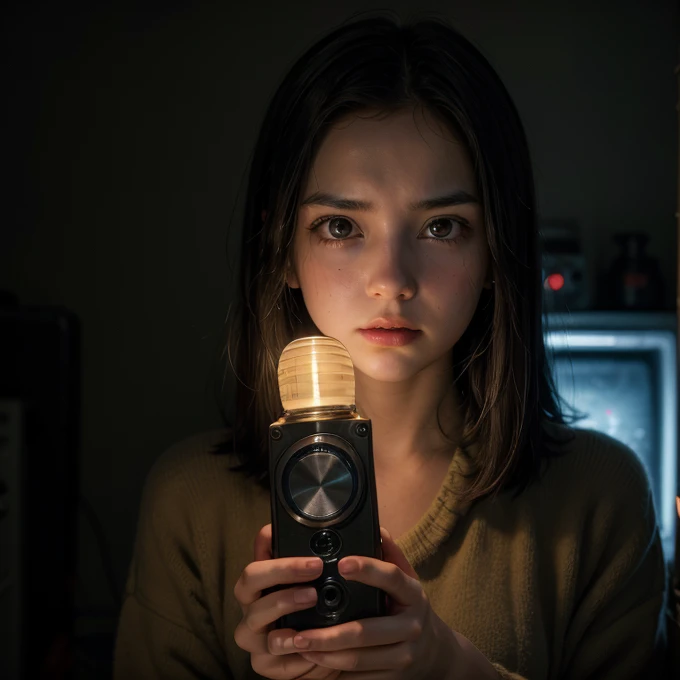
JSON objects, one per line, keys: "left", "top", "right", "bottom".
{"left": 254, "top": 523, "right": 273, "bottom": 561}
{"left": 294, "top": 667, "right": 342, "bottom": 679}
{"left": 287, "top": 612, "right": 415, "bottom": 652}
{"left": 331, "top": 672, "right": 391, "bottom": 679}
{"left": 300, "top": 640, "right": 414, "bottom": 672}
{"left": 252, "top": 649, "right": 341, "bottom": 679}
{"left": 250, "top": 650, "right": 319, "bottom": 680}
{"left": 293, "top": 666, "right": 342, "bottom": 679}
{"left": 266, "top": 627, "right": 301, "bottom": 656}
{"left": 233, "top": 557, "right": 323, "bottom": 607}
{"left": 246, "top": 586, "right": 318, "bottom": 634}
{"left": 234, "top": 586, "right": 318, "bottom": 651}
{"left": 379, "top": 527, "right": 418, "bottom": 579}
{"left": 336, "top": 557, "right": 421, "bottom": 609}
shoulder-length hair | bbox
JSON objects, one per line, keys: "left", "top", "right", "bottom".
{"left": 212, "top": 11, "right": 573, "bottom": 503}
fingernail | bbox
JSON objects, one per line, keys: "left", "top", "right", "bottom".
{"left": 293, "top": 635, "right": 310, "bottom": 649}
{"left": 339, "top": 558, "right": 358, "bottom": 575}
{"left": 300, "top": 558, "right": 323, "bottom": 575}
{"left": 294, "top": 587, "right": 317, "bottom": 604}
{"left": 278, "top": 636, "right": 296, "bottom": 652}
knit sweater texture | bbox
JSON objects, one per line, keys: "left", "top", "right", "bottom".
{"left": 114, "top": 425, "right": 668, "bottom": 679}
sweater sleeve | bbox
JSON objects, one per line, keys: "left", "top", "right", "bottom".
{"left": 668, "top": 580, "right": 680, "bottom": 676}
{"left": 113, "top": 449, "right": 233, "bottom": 680}
{"left": 557, "top": 448, "right": 667, "bottom": 679}
{"left": 490, "top": 443, "right": 668, "bottom": 680}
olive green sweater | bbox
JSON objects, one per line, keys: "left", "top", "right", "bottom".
{"left": 114, "top": 426, "right": 669, "bottom": 679}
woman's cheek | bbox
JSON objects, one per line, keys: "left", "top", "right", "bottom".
{"left": 318, "top": 261, "right": 361, "bottom": 295}
{"left": 299, "top": 269, "right": 356, "bottom": 325}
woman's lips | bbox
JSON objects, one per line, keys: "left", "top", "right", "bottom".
{"left": 357, "top": 328, "right": 422, "bottom": 346}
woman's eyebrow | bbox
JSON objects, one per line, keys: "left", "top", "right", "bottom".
{"left": 300, "top": 189, "right": 479, "bottom": 211}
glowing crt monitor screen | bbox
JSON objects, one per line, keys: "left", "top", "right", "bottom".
{"left": 544, "top": 314, "right": 677, "bottom": 563}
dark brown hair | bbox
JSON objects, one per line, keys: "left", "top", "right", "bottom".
{"left": 213, "top": 11, "right": 574, "bottom": 503}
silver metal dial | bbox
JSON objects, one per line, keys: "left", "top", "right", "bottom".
{"left": 286, "top": 449, "right": 354, "bottom": 519}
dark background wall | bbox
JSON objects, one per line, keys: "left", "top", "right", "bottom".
{"left": 2, "top": 0, "right": 678, "bottom": 651}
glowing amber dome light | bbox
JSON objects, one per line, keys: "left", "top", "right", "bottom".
{"left": 277, "top": 336, "right": 356, "bottom": 412}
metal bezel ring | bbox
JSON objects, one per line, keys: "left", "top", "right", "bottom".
{"left": 275, "top": 433, "right": 365, "bottom": 528}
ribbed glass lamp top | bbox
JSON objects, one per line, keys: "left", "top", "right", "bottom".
{"left": 277, "top": 336, "right": 355, "bottom": 412}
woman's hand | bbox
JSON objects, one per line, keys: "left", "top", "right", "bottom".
{"left": 233, "top": 524, "right": 342, "bottom": 680}
{"left": 275, "top": 528, "right": 499, "bottom": 679}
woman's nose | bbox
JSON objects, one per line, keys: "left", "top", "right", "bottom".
{"left": 362, "top": 240, "right": 417, "bottom": 300}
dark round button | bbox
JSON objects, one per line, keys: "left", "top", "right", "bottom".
{"left": 321, "top": 582, "right": 343, "bottom": 608}
{"left": 317, "top": 579, "right": 348, "bottom": 617}
{"left": 310, "top": 529, "right": 342, "bottom": 557}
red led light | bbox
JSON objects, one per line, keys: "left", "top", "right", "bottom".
{"left": 546, "top": 273, "right": 565, "bottom": 291}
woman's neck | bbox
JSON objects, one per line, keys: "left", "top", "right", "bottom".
{"left": 353, "top": 359, "right": 463, "bottom": 472}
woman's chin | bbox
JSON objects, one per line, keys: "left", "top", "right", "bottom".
{"left": 351, "top": 356, "right": 426, "bottom": 384}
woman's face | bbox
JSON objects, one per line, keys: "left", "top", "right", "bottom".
{"left": 288, "top": 106, "right": 491, "bottom": 382}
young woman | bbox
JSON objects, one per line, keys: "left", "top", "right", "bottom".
{"left": 114, "top": 13, "right": 669, "bottom": 679}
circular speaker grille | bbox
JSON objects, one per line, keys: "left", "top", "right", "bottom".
{"left": 284, "top": 446, "right": 356, "bottom": 520}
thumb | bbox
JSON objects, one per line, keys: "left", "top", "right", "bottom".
{"left": 379, "top": 526, "right": 418, "bottom": 579}
{"left": 254, "top": 523, "right": 272, "bottom": 561}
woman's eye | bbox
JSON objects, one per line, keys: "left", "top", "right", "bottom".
{"left": 308, "top": 214, "right": 469, "bottom": 247}
{"left": 425, "top": 217, "right": 462, "bottom": 239}
{"left": 326, "top": 217, "right": 354, "bottom": 239}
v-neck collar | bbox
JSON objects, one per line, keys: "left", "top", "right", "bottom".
{"left": 395, "top": 440, "right": 478, "bottom": 569}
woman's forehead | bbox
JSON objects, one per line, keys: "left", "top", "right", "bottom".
{"left": 302, "top": 109, "right": 475, "bottom": 200}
